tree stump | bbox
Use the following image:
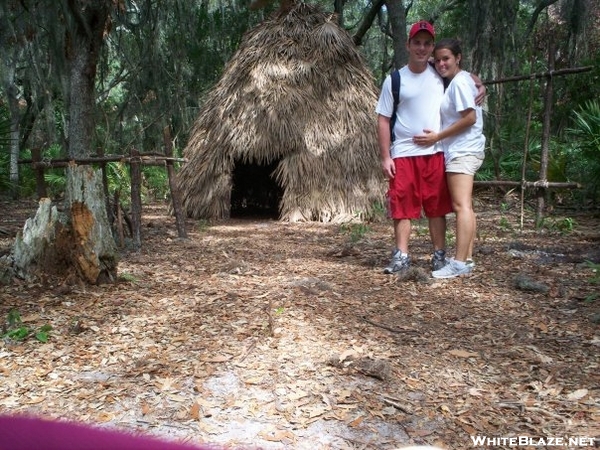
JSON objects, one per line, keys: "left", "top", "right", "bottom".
{"left": 13, "top": 166, "right": 119, "bottom": 284}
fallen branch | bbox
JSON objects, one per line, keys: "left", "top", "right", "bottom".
{"left": 361, "top": 316, "right": 417, "bottom": 334}
{"left": 380, "top": 394, "right": 414, "bottom": 414}
{"left": 524, "top": 406, "right": 567, "bottom": 421}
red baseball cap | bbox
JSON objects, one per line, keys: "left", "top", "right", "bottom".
{"left": 409, "top": 20, "right": 435, "bottom": 39}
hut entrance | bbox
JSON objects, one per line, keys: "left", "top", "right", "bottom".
{"left": 231, "top": 160, "right": 283, "bottom": 219}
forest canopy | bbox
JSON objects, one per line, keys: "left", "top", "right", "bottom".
{"left": 0, "top": 0, "right": 599, "bottom": 207}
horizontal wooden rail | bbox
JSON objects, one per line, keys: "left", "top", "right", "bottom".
{"left": 19, "top": 154, "right": 187, "bottom": 168}
{"left": 474, "top": 180, "right": 581, "bottom": 189}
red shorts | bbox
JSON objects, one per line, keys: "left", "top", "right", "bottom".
{"left": 387, "top": 153, "right": 452, "bottom": 219}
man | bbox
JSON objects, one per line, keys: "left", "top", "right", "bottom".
{"left": 376, "top": 20, "right": 483, "bottom": 274}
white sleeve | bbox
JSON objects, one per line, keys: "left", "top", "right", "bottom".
{"left": 375, "top": 75, "right": 394, "bottom": 118}
{"left": 450, "top": 72, "right": 477, "bottom": 113}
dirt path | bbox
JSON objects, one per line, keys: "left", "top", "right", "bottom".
{"left": 0, "top": 198, "right": 599, "bottom": 449}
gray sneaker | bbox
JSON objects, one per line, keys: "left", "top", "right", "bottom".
{"left": 432, "top": 259, "right": 473, "bottom": 279}
{"left": 431, "top": 249, "right": 447, "bottom": 271}
{"left": 383, "top": 250, "right": 411, "bottom": 274}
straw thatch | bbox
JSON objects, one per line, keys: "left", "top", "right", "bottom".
{"left": 178, "top": 2, "right": 385, "bottom": 222}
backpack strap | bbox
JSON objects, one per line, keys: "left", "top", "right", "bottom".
{"left": 390, "top": 69, "right": 401, "bottom": 142}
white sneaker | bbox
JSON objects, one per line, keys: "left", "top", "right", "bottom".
{"left": 432, "top": 259, "right": 472, "bottom": 279}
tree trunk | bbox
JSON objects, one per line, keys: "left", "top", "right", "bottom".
{"left": 352, "top": 0, "right": 385, "bottom": 47}
{"left": 13, "top": 166, "right": 119, "bottom": 284}
{"left": 64, "top": 1, "right": 117, "bottom": 280}
{"left": 385, "top": 0, "right": 407, "bottom": 69}
{"left": 66, "top": 0, "right": 111, "bottom": 158}
{"left": 1, "top": 60, "right": 21, "bottom": 199}
{"left": 334, "top": 0, "right": 345, "bottom": 26}
{"left": 9, "top": 1, "right": 119, "bottom": 285}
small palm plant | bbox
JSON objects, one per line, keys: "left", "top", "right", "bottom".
{"left": 568, "top": 100, "right": 600, "bottom": 202}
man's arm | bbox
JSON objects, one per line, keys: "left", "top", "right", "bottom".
{"left": 377, "top": 114, "right": 395, "bottom": 179}
{"left": 430, "top": 59, "right": 486, "bottom": 105}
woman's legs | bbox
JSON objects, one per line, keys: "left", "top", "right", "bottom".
{"left": 446, "top": 172, "right": 475, "bottom": 262}
{"left": 467, "top": 213, "right": 476, "bottom": 262}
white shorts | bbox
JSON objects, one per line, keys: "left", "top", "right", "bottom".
{"left": 446, "top": 154, "right": 484, "bottom": 175}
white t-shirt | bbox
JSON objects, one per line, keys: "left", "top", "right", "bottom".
{"left": 440, "top": 70, "right": 486, "bottom": 162}
{"left": 376, "top": 64, "right": 444, "bottom": 158}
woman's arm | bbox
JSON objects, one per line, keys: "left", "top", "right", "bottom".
{"left": 412, "top": 109, "right": 476, "bottom": 147}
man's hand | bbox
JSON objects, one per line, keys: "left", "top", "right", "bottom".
{"left": 471, "top": 73, "right": 486, "bottom": 106}
{"left": 381, "top": 156, "right": 396, "bottom": 179}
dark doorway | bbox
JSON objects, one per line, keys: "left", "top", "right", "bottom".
{"left": 231, "top": 160, "right": 283, "bottom": 219}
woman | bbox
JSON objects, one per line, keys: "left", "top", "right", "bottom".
{"left": 413, "top": 38, "right": 486, "bottom": 278}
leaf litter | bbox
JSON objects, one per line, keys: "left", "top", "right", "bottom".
{"left": 0, "top": 198, "right": 599, "bottom": 449}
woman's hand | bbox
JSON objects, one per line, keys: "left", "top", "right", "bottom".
{"left": 413, "top": 129, "right": 439, "bottom": 147}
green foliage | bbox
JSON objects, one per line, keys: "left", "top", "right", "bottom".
{"left": 106, "top": 162, "right": 131, "bottom": 204}
{"left": 196, "top": 219, "right": 210, "bottom": 232}
{"left": 17, "top": 144, "right": 67, "bottom": 198}
{"left": 340, "top": 223, "right": 370, "bottom": 242}
{"left": 539, "top": 216, "right": 577, "bottom": 234}
{"left": 118, "top": 272, "right": 138, "bottom": 282}
{"left": 499, "top": 216, "right": 512, "bottom": 231}
{"left": 142, "top": 166, "right": 170, "bottom": 202}
{"left": 565, "top": 100, "right": 600, "bottom": 203}
{"left": 368, "top": 201, "right": 387, "bottom": 222}
{"left": 2, "top": 309, "right": 52, "bottom": 343}
{"left": 585, "top": 261, "right": 600, "bottom": 283}
{"left": 584, "top": 260, "right": 600, "bottom": 303}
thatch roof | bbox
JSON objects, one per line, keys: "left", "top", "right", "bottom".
{"left": 177, "top": 2, "right": 385, "bottom": 222}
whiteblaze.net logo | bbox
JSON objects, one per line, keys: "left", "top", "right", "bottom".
{"left": 470, "top": 436, "right": 596, "bottom": 447}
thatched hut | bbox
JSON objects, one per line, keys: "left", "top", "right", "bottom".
{"left": 178, "top": 2, "right": 385, "bottom": 222}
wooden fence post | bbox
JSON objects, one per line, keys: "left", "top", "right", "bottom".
{"left": 130, "top": 148, "right": 142, "bottom": 251}
{"left": 31, "top": 147, "right": 47, "bottom": 199}
{"left": 163, "top": 126, "right": 188, "bottom": 239}
{"left": 536, "top": 40, "right": 555, "bottom": 226}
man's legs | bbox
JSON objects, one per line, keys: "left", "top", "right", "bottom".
{"left": 420, "top": 153, "right": 452, "bottom": 270}
{"left": 383, "top": 218, "right": 412, "bottom": 274}
{"left": 428, "top": 216, "right": 446, "bottom": 252}
{"left": 393, "top": 218, "right": 411, "bottom": 253}
{"left": 384, "top": 157, "right": 418, "bottom": 274}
